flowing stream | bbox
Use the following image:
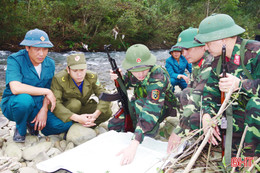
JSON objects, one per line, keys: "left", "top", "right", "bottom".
{"left": 0, "top": 49, "right": 170, "bottom": 97}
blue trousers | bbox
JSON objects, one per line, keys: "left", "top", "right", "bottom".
{"left": 170, "top": 78, "right": 187, "bottom": 92}
{"left": 2, "top": 94, "right": 72, "bottom": 136}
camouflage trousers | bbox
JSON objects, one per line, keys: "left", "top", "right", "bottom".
{"left": 242, "top": 96, "right": 260, "bottom": 157}
{"left": 108, "top": 97, "right": 177, "bottom": 137}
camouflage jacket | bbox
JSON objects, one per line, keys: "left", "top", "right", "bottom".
{"left": 124, "top": 65, "right": 178, "bottom": 143}
{"left": 202, "top": 37, "right": 260, "bottom": 116}
{"left": 173, "top": 52, "right": 214, "bottom": 136}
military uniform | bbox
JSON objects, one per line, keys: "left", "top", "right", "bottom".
{"left": 201, "top": 37, "right": 260, "bottom": 156}
{"left": 173, "top": 51, "right": 213, "bottom": 136}
{"left": 108, "top": 65, "right": 178, "bottom": 143}
{"left": 51, "top": 69, "right": 111, "bottom": 125}
{"left": 108, "top": 44, "right": 179, "bottom": 143}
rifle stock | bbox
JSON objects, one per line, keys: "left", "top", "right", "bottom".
{"left": 104, "top": 45, "right": 134, "bottom": 132}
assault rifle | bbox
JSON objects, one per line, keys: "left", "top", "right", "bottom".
{"left": 99, "top": 45, "right": 134, "bottom": 132}
{"left": 220, "top": 45, "right": 227, "bottom": 157}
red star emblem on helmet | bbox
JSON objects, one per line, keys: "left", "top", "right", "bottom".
{"left": 136, "top": 58, "right": 142, "bottom": 63}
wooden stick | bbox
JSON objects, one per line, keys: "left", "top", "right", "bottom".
{"left": 247, "top": 157, "right": 260, "bottom": 172}
{"left": 183, "top": 128, "right": 212, "bottom": 173}
{"left": 231, "top": 125, "right": 249, "bottom": 173}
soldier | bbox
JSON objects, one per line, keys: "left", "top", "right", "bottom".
{"left": 195, "top": 13, "right": 260, "bottom": 159}
{"left": 50, "top": 54, "right": 112, "bottom": 127}
{"left": 165, "top": 46, "right": 192, "bottom": 92}
{"left": 0, "top": 29, "right": 72, "bottom": 142}
{"left": 167, "top": 27, "right": 214, "bottom": 153}
{"left": 108, "top": 44, "right": 179, "bottom": 165}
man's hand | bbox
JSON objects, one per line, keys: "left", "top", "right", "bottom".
{"left": 110, "top": 69, "right": 122, "bottom": 81}
{"left": 219, "top": 73, "right": 240, "bottom": 93}
{"left": 45, "top": 89, "right": 56, "bottom": 112}
{"left": 178, "top": 74, "right": 189, "bottom": 84}
{"left": 31, "top": 97, "right": 48, "bottom": 130}
{"left": 167, "top": 132, "right": 181, "bottom": 154}
{"left": 202, "top": 114, "right": 221, "bottom": 145}
{"left": 117, "top": 140, "right": 140, "bottom": 166}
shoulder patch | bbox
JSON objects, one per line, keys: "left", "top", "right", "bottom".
{"left": 151, "top": 89, "right": 160, "bottom": 100}
{"left": 61, "top": 76, "right": 66, "bottom": 82}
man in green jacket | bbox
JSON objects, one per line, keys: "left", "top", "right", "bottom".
{"left": 195, "top": 13, "right": 260, "bottom": 165}
{"left": 167, "top": 27, "right": 214, "bottom": 153}
{"left": 51, "top": 54, "right": 111, "bottom": 127}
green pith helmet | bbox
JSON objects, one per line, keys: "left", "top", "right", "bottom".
{"left": 67, "top": 54, "right": 87, "bottom": 69}
{"left": 122, "top": 44, "right": 156, "bottom": 72}
{"left": 175, "top": 27, "right": 205, "bottom": 48}
{"left": 195, "top": 13, "right": 245, "bottom": 43}
{"left": 20, "top": 28, "right": 54, "bottom": 48}
{"left": 169, "top": 45, "right": 182, "bottom": 54}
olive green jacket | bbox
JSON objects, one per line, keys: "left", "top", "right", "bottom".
{"left": 51, "top": 69, "right": 110, "bottom": 122}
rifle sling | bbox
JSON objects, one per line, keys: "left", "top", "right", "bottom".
{"left": 240, "top": 39, "right": 253, "bottom": 80}
{"left": 224, "top": 105, "right": 233, "bottom": 170}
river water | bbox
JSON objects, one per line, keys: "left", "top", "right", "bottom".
{"left": 0, "top": 49, "right": 170, "bottom": 95}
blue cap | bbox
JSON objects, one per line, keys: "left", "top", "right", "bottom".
{"left": 20, "top": 28, "right": 54, "bottom": 48}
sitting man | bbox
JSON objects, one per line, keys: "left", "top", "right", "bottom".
{"left": 165, "top": 46, "right": 192, "bottom": 92}
{"left": 51, "top": 54, "right": 112, "bottom": 127}
{"left": 1, "top": 28, "right": 72, "bottom": 142}
{"left": 108, "top": 44, "right": 179, "bottom": 165}
{"left": 167, "top": 27, "right": 214, "bottom": 153}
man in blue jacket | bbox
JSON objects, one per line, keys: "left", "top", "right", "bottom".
{"left": 1, "top": 29, "right": 72, "bottom": 142}
{"left": 165, "top": 46, "right": 192, "bottom": 92}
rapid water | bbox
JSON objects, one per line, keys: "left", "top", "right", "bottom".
{"left": 0, "top": 49, "right": 170, "bottom": 94}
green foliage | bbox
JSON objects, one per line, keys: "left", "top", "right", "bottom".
{"left": 0, "top": 0, "right": 258, "bottom": 51}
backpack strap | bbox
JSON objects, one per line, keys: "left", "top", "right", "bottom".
{"left": 240, "top": 39, "right": 253, "bottom": 80}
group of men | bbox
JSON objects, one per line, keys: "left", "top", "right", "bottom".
{"left": 1, "top": 13, "right": 259, "bottom": 168}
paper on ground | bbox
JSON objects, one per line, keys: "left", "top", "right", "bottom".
{"left": 37, "top": 131, "right": 168, "bottom": 173}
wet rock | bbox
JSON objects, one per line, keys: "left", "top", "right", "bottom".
{"left": 66, "top": 123, "right": 97, "bottom": 145}
{"left": 59, "top": 140, "right": 67, "bottom": 151}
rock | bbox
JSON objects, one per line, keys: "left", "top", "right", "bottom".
{"left": 0, "top": 137, "right": 4, "bottom": 148}
{"left": 1, "top": 170, "right": 13, "bottom": 173}
{"left": 33, "top": 151, "right": 50, "bottom": 164}
{"left": 0, "top": 116, "right": 9, "bottom": 128}
{"left": 22, "top": 142, "right": 52, "bottom": 161}
{"left": 24, "top": 135, "right": 39, "bottom": 146}
{"left": 19, "top": 167, "right": 38, "bottom": 173}
{"left": 59, "top": 140, "right": 67, "bottom": 151}
{"left": 0, "top": 129, "right": 9, "bottom": 137}
{"left": 5, "top": 142, "right": 22, "bottom": 160}
{"left": 66, "top": 123, "right": 97, "bottom": 145}
{"left": 95, "top": 126, "right": 107, "bottom": 135}
{"left": 47, "top": 135, "right": 62, "bottom": 144}
{"left": 47, "top": 147, "right": 61, "bottom": 157}
{"left": 65, "top": 141, "right": 74, "bottom": 151}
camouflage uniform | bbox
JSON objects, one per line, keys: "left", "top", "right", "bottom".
{"left": 108, "top": 65, "right": 179, "bottom": 143}
{"left": 201, "top": 37, "right": 260, "bottom": 156}
{"left": 173, "top": 52, "right": 213, "bottom": 136}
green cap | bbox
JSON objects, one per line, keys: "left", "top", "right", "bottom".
{"left": 169, "top": 45, "right": 182, "bottom": 54}
{"left": 122, "top": 44, "right": 156, "bottom": 72}
{"left": 175, "top": 27, "right": 205, "bottom": 48}
{"left": 195, "top": 13, "right": 245, "bottom": 43}
{"left": 67, "top": 54, "right": 87, "bottom": 69}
